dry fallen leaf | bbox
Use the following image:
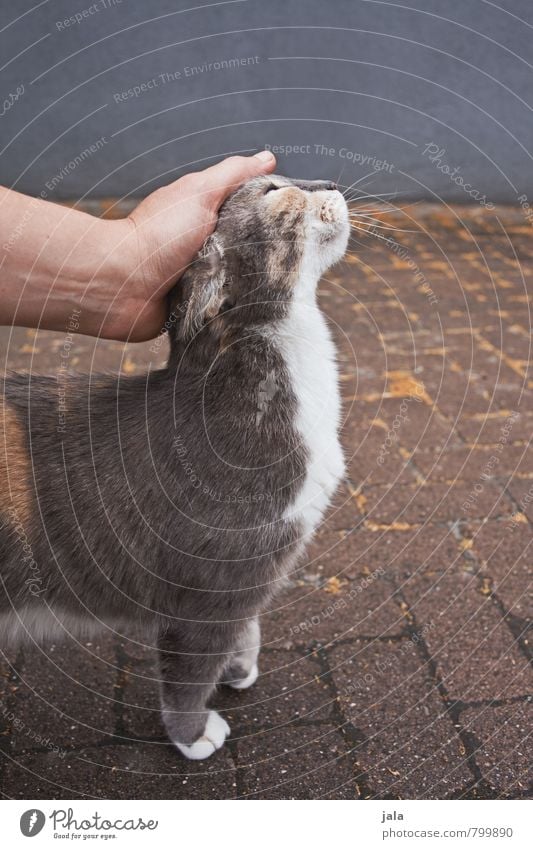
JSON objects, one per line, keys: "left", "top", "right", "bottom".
{"left": 324, "top": 576, "right": 344, "bottom": 595}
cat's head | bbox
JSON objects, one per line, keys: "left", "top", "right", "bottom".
{"left": 170, "top": 174, "right": 349, "bottom": 345}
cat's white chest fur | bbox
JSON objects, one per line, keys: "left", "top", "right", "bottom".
{"left": 274, "top": 295, "right": 345, "bottom": 537}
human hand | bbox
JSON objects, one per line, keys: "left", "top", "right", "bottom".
{"left": 117, "top": 152, "right": 277, "bottom": 341}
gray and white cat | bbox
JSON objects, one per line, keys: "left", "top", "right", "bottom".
{"left": 0, "top": 175, "right": 349, "bottom": 759}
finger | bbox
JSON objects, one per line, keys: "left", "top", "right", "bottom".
{"left": 199, "top": 152, "right": 277, "bottom": 208}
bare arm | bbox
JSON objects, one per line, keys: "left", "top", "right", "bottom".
{"left": 0, "top": 151, "right": 276, "bottom": 342}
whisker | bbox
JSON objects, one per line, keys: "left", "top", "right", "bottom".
{"left": 348, "top": 200, "right": 400, "bottom": 209}
{"left": 349, "top": 215, "right": 418, "bottom": 233}
{"left": 349, "top": 200, "right": 423, "bottom": 216}
{"left": 336, "top": 160, "right": 348, "bottom": 190}
{"left": 345, "top": 189, "right": 408, "bottom": 203}
{"left": 344, "top": 192, "right": 420, "bottom": 209}
{"left": 349, "top": 225, "right": 402, "bottom": 246}
{"left": 346, "top": 235, "right": 383, "bottom": 254}
{"left": 347, "top": 234, "right": 377, "bottom": 251}
{"left": 340, "top": 172, "right": 378, "bottom": 201}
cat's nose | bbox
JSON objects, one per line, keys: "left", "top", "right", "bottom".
{"left": 293, "top": 179, "right": 338, "bottom": 192}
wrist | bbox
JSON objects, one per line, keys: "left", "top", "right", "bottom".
{"left": 72, "top": 216, "right": 140, "bottom": 339}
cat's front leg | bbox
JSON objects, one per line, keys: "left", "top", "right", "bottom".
{"left": 220, "top": 616, "right": 261, "bottom": 690}
{"left": 158, "top": 623, "right": 237, "bottom": 760}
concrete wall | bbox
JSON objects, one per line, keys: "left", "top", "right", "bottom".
{"left": 1, "top": 0, "right": 532, "bottom": 202}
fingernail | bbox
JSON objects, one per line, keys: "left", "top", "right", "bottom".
{"left": 254, "top": 150, "right": 276, "bottom": 164}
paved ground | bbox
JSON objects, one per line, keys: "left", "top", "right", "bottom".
{"left": 0, "top": 200, "right": 531, "bottom": 799}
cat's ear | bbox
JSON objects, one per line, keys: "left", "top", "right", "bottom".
{"left": 181, "top": 234, "right": 227, "bottom": 341}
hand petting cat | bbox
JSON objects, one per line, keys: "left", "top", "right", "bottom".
{"left": 0, "top": 151, "right": 276, "bottom": 342}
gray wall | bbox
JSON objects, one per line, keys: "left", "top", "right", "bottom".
{"left": 1, "top": 0, "right": 532, "bottom": 202}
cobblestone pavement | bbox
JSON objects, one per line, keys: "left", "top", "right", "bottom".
{"left": 0, "top": 201, "right": 531, "bottom": 800}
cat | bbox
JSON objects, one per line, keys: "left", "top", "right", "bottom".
{"left": 0, "top": 175, "right": 349, "bottom": 759}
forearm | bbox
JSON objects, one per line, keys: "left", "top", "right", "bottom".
{"left": 0, "top": 186, "right": 134, "bottom": 337}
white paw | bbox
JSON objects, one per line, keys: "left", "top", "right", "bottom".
{"left": 175, "top": 711, "right": 230, "bottom": 760}
{"left": 227, "top": 662, "right": 259, "bottom": 690}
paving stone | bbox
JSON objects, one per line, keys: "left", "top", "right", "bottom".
{"left": 358, "top": 523, "right": 469, "bottom": 584}
{"left": 4, "top": 640, "right": 118, "bottom": 753}
{"left": 413, "top": 443, "right": 533, "bottom": 482}
{"left": 224, "top": 649, "right": 334, "bottom": 727}
{"left": 330, "top": 639, "right": 472, "bottom": 798}
{"left": 461, "top": 702, "right": 533, "bottom": 796}
{"left": 225, "top": 652, "right": 355, "bottom": 798}
{"left": 507, "top": 478, "right": 533, "bottom": 523}
{"left": 362, "top": 480, "right": 513, "bottom": 524}
{"left": 458, "top": 412, "right": 533, "bottom": 444}
{"left": 346, "top": 438, "right": 415, "bottom": 487}
{"left": 264, "top": 572, "right": 403, "bottom": 645}
{"left": 342, "top": 398, "right": 454, "bottom": 456}
{"left": 235, "top": 724, "right": 357, "bottom": 799}
{"left": 401, "top": 561, "right": 532, "bottom": 702}
{"left": 427, "top": 374, "right": 529, "bottom": 418}
{"left": 3, "top": 743, "right": 236, "bottom": 799}
{"left": 472, "top": 523, "right": 533, "bottom": 621}
{"left": 321, "top": 483, "right": 365, "bottom": 532}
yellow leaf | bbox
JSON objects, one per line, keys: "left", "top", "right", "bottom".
{"left": 324, "top": 576, "right": 343, "bottom": 595}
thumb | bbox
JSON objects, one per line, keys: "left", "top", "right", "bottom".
{"left": 199, "top": 152, "right": 277, "bottom": 209}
